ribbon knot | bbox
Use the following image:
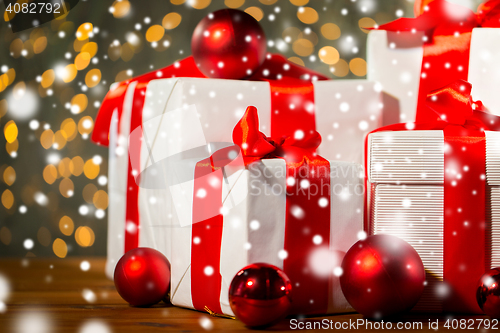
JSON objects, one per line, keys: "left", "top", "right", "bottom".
{"left": 232, "top": 106, "right": 322, "bottom": 164}
{"left": 424, "top": 79, "right": 500, "bottom": 130}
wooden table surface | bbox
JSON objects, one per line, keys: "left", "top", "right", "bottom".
{"left": 0, "top": 258, "right": 496, "bottom": 332}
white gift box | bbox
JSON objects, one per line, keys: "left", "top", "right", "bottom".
{"left": 366, "top": 130, "right": 500, "bottom": 312}
{"left": 105, "top": 77, "right": 397, "bottom": 279}
{"left": 367, "top": 28, "right": 500, "bottom": 121}
{"left": 168, "top": 157, "right": 364, "bottom": 315}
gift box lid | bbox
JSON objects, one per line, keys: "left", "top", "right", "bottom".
{"left": 367, "top": 130, "right": 500, "bottom": 185}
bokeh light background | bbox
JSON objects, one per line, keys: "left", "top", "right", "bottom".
{"left": 0, "top": 0, "right": 482, "bottom": 257}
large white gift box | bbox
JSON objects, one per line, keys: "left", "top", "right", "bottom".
{"left": 366, "top": 129, "right": 500, "bottom": 313}
{"left": 166, "top": 150, "right": 364, "bottom": 315}
{"left": 367, "top": 28, "right": 500, "bottom": 121}
{"left": 105, "top": 77, "right": 397, "bottom": 282}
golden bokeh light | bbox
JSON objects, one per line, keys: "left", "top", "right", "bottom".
{"left": 76, "top": 22, "right": 93, "bottom": 41}
{"left": 108, "top": 44, "right": 121, "bottom": 61}
{"left": 58, "top": 157, "right": 72, "bottom": 178}
{"left": 225, "top": 0, "right": 245, "bottom": 8}
{"left": 78, "top": 116, "right": 94, "bottom": 135}
{"left": 59, "top": 178, "right": 75, "bottom": 198}
{"left": 288, "top": 56, "right": 305, "bottom": 66}
{"left": 298, "top": 30, "right": 318, "bottom": 46}
{"left": 0, "top": 227, "right": 11, "bottom": 245}
{"left": 290, "top": 0, "right": 308, "bottom": 5}
{"left": 61, "top": 64, "right": 78, "bottom": 83}
{"left": 5, "top": 69, "right": 16, "bottom": 86}
{"left": 81, "top": 42, "right": 98, "bottom": 58}
{"left": 146, "top": 25, "right": 165, "bottom": 43}
{"left": 321, "top": 23, "right": 341, "bottom": 40}
{"left": 349, "top": 57, "right": 367, "bottom": 76}
{"left": 10, "top": 38, "right": 23, "bottom": 58}
{"left": 43, "top": 165, "right": 58, "bottom": 184}
{"left": 37, "top": 227, "right": 51, "bottom": 247}
{"left": 244, "top": 7, "right": 264, "bottom": 21}
{"left": 4, "top": 120, "right": 18, "bottom": 144}
{"left": 282, "top": 27, "right": 301, "bottom": 43}
{"left": 3, "top": 166, "right": 16, "bottom": 186}
{"left": 61, "top": 118, "right": 77, "bottom": 141}
{"left": 40, "top": 129, "right": 55, "bottom": 149}
{"left": 259, "top": 0, "right": 278, "bottom": 4}
{"left": 33, "top": 36, "right": 47, "bottom": 54}
{"left": 359, "top": 17, "right": 377, "bottom": 33}
{"left": 162, "top": 12, "right": 182, "bottom": 30}
{"left": 188, "top": 0, "right": 211, "bottom": 9}
{"left": 330, "top": 59, "right": 349, "bottom": 77}
{"left": 0, "top": 100, "right": 7, "bottom": 118}
{"left": 53, "top": 130, "right": 67, "bottom": 150}
{"left": 318, "top": 46, "right": 340, "bottom": 65}
{"left": 53, "top": 238, "right": 68, "bottom": 258}
{"left": 115, "top": 70, "right": 133, "bottom": 82}
{"left": 112, "top": 0, "right": 131, "bottom": 18}
{"left": 83, "top": 183, "right": 98, "bottom": 204}
{"left": 70, "top": 156, "right": 84, "bottom": 176}
{"left": 292, "top": 39, "right": 314, "bottom": 57}
{"left": 1, "top": 189, "right": 14, "bottom": 209}
{"left": 297, "top": 7, "right": 318, "bottom": 24}
{"left": 75, "top": 226, "right": 95, "bottom": 247}
{"left": 6, "top": 140, "right": 18, "bottom": 155}
{"left": 83, "top": 159, "right": 100, "bottom": 179}
{"left": 59, "top": 216, "right": 75, "bottom": 236}
{"left": 70, "top": 94, "right": 88, "bottom": 114}
{"left": 75, "top": 52, "right": 91, "bottom": 70}
{"left": 171, "top": 0, "right": 186, "bottom": 4}
{"left": 85, "top": 69, "right": 102, "bottom": 88}
{"left": 74, "top": 38, "right": 88, "bottom": 52}
{"left": 120, "top": 42, "right": 134, "bottom": 62}
{"left": 41, "top": 69, "right": 55, "bottom": 88}
{"left": 93, "top": 190, "right": 109, "bottom": 210}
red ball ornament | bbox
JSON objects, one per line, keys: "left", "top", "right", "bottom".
{"left": 229, "top": 263, "right": 292, "bottom": 328}
{"left": 114, "top": 247, "right": 170, "bottom": 307}
{"left": 477, "top": 268, "right": 500, "bottom": 318}
{"left": 191, "top": 9, "right": 267, "bottom": 79}
{"left": 340, "top": 234, "right": 425, "bottom": 319}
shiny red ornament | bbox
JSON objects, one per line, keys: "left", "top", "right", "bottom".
{"left": 229, "top": 263, "right": 292, "bottom": 328}
{"left": 114, "top": 247, "right": 170, "bottom": 307}
{"left": 191, "top": 9, "right": 266, "bottom": 79}
{"left": 340, "top": 234, "right": 425, "bottom": 319}
{"left": 477, "top": 268, "right": 500, "bottom": 318}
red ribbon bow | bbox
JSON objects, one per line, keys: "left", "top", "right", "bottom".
{"left": 232, "top": 106, "right": 322, "bottom": 165}
{"left": 374, "top": 0, "right": 500, "bottom": 123}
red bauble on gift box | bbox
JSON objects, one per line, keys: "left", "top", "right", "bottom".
{"left": 191, "top": 9, "right": 267, "bottom": 79}
{"left": 477, "top": 268, "right": 500, "bottom": 318}
{"left": 229, "top": 263, "right": 292, "bottom": 328}
{"left": 340, "top": 234, "right": 425, "bottom": 319}
{"left": 114, "top": 247, "right": 170, "bottom": 307}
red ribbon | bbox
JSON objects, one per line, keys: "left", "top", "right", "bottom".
{"left": 366, "top": 80, "right": 500, "bottom": 313}
{"left": 375, "top": 0, "right": 500, "bottom": 123}
{"left": 92, "top": 54, "right": 328, "bottom": 255}
{"left": 191, "top": 106, "right": 332, "bottom": 315}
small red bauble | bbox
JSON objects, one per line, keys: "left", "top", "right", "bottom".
{"left": 191, "top": 9, "right": 267, "bottom": 79}
{"left": 340, "top": 234, "right": 425, "bottom": 319}
{"left": 114, "top": 247, "right": 170, "bottom": 307}
{"left": 477, "top": 268, "right": 500, "bottom": 318}
{"left": 229, "top": 263, "right": 292, "bottom": 328}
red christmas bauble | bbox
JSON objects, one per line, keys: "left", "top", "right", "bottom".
{"left": 114, "top": 247, "right": 170, "bottom": 307}
{"left": 477, "top": 268, "right": 500, "bottom": 318}
{"left": 191, "top": 9, "right": 267, "bottom": 79}
{"left": 340, "top": 234, "right": 425, "bottom": 319}
{"left": 229, "top": 263, "right": 292, "bottom": 328}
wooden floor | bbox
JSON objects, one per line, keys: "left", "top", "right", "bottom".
{"left": 0, "top": 258, "right": 496, "bottom": 332}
